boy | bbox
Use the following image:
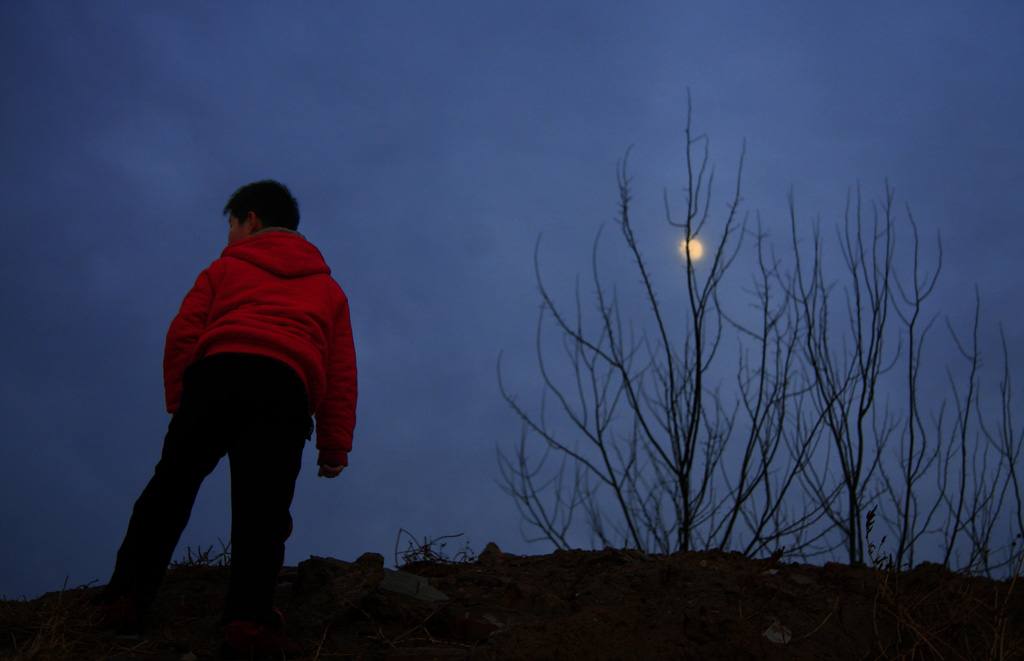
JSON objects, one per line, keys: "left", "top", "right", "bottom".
{"left": 100, "top": 180, "right": 357, "bottom": 659}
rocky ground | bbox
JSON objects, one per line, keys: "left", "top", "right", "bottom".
{"left": 2, "top": 543, "right": 1022, "bottom": 659}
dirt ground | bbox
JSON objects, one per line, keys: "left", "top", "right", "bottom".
{"left": 2, "top": 544, "right": 1022, "bottom": 659}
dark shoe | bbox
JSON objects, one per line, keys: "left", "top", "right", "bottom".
{"left": 99, "top": 595, "right": 140, "bottom": 632}
{"left": 221, "top": 619, "right": 303, "bottom": 659}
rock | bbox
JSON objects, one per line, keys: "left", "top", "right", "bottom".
{"left": 288, "top": 553, "right": 385, "bottom": 635}
{"left": 291, "top": 556, "right": 351, "bottom": 596}
{"left": 454, "top": 609, "right": 503, "bottom": 640}
{"left": 385, "top": 647, "right": 468, "bottom": 659}
{"left": 762, "top": 619, "right": 792, "bottom": 644}
{"left": 790, "top": 572, "right": 816, "bottom": 585}
{"left": 478, "top": 542, "right": 503, "bottom": 567}
{"left": 379, "top": 569, "right": 449, "bottom": 602}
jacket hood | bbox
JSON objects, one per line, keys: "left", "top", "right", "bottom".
{"left": 220, "top": 229, "right": 331, "bottom": 278}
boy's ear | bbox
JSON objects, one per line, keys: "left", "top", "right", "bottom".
{"left": 246, "top": 211, "right": 264, "bottom": 232}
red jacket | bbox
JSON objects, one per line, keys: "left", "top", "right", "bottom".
{"left": 163, "top": 230, "right": 357, "bottom": 466}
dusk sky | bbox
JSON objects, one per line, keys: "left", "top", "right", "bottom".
{"left": 3, "top": 2, "right": 1023, "bottom": 601}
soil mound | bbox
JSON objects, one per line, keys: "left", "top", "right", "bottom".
{"left": 2, "top": 546, "right": 1021, "bottom": 659}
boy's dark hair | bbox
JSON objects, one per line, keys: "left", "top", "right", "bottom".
{"left": 223, "top": 180, "right": 300, "bottom": 231}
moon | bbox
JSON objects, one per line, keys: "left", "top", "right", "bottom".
{"left": 678, "top": 238, "right": 704, "bottom": 260}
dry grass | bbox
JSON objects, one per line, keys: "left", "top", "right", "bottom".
{"left": 0, "top": 581, "right": 99, "bottom": 661}
{"left": 0, "top": 545, "right": 233, "bottom": 661}
{"left": 867, "top": 510, "right": 1024, "bottom": 660}
{"left": 870, "top": 565, "right": 1023, "bottom": 660}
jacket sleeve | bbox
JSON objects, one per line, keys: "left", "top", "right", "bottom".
{"left": 314, "top": 295, "right": 358, "bottom": 466}
{"left": 163, "top": 268, "right": 216, "bottom": 413}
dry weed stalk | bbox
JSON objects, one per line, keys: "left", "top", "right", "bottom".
{"left": 167, "top": 539, "right": 231, "bottom": 578}
{"left": 801, "top": 595, "right": 841, "bottom": 640}
{"left": 394, "top": 528, "right": 476, "bottom": 567}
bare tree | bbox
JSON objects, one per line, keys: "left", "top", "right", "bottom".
{"left": 499, "top": 93, "right": 817, "bottom": 556}
{"left": 879, "top": 211, "right": 944, "bottom": 568}
{"left": 967, "top": 329, "right": 1024, "bottom": 573}
{"left": 499, "top": 95, "right": 1022, "bottom": 576}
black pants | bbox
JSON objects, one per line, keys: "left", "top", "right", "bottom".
{"left": 103, "top": 353, "right": 311, "bottom": 624}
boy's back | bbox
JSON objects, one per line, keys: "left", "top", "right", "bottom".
{"left": 164, "top": 228, "right": 357, "bottom": 468}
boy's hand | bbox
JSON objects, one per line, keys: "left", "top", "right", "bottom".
{"left": 318, "top": 464, "right": 344, "bottom": 478}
